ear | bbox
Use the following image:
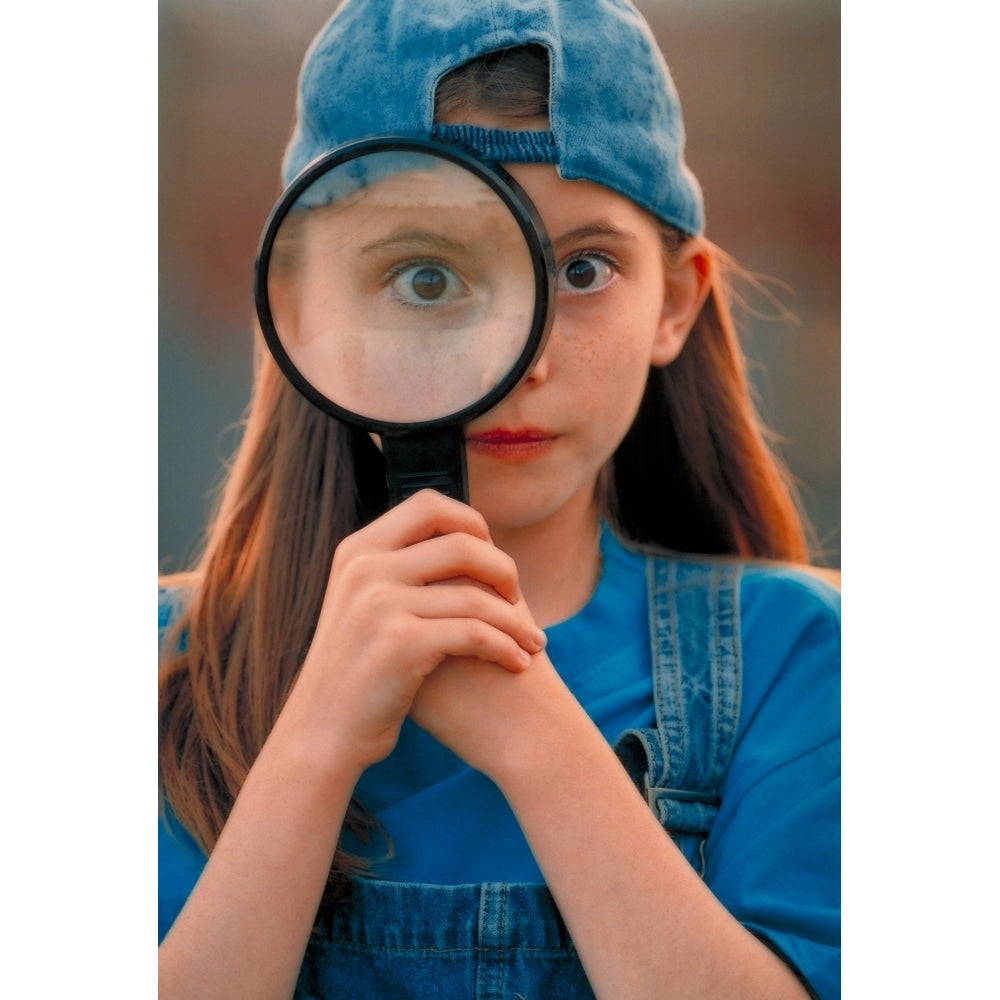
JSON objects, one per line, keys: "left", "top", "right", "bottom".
{"left": 649, "top": 238, "right": 712, "bottom": 367}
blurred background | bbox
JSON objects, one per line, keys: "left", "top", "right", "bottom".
{"left": 159, "top": 0, "right": 840, "bottom": 573}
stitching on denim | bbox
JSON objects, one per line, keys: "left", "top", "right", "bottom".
{"left": 498, "top": 882, "right": 508, "bottom": 997}
{"left": 709, "top": 562, "right": 723, "bottom": 780}
{"left": 475, "top": 884, "right": 489, "bottom": 997}
{"left": 636, "top": 555, "right": 744, "bottom": 860}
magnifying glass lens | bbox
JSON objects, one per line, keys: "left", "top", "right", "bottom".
{"left": 266, "top": 149, "right": 538, "bottom": 425}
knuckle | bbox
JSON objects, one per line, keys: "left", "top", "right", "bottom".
{"left": 452, "top": 531, "right": 481, "bottom": 562}
{"left": 411, "top": 487, "right": 447, "bottom": 515}
{"left": 365, "top": 578, "right": 401, "bottom": 617}
{"left": 465, "top": 504, "right": 489, "bottom": 534}
{"left": 499, "top": 551, "right": 518, "bottom": 581}
{"left": 331, "top": 535, "right": 355, "bottom": 570}
{"left": 331, "top": 530, "right": 374, "bottom": 578}
{"left": 373, "top": 613, "right": 426, "bottom": 664}
{"left": 341, "top": 550, "right": 390, "bottom": 596}
{"left": 466, "top": 619, "right": 494, "bottom": 655}
{"left": 380, "top": 613, "right": 414, "bottom": 646}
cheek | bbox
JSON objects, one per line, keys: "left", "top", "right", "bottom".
{"left": 595, "top": 314, "right": 663, "bottom": 430}
{"left": 553, "top": 277, "right": 665, "bottom": 416}
{"left": 581, "top": 303, "right": 662, "bottom": 385}
{"left": 560, "top": 328, "right": 652, "bottom": 441}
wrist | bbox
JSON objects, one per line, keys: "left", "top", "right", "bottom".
{"left": 266, "top": 690, "right": 372, "bottom": 793}
{"left": 477, "top": 659, "right": 599, "bottom": 789}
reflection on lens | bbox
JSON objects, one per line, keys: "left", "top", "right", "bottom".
{"left": 266, "top": 150, "right": 536, "bottom": 424}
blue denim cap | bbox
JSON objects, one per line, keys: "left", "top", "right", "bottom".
{"left": 281, "top": 0, "right": 705, "bottom": 236}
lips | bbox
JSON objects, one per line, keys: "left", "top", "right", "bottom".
{"left": 468, "top": 428, "right": 554, "bottom": 445}
{"left": 465, "top": 427, "right": 557, "bottom": 461}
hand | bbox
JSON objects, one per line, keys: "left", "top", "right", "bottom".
{"left": 278, "top": 490, "right": 548, "bottom": 775}
{"left": 409, "top": 645, "right": 575, "bottom": 784}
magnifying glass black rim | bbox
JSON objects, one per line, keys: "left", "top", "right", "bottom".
{"left": 253, "top": 134, "right": 555, "bottom": 436}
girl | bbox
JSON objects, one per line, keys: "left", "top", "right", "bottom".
{"left": 159, "top": 2, "right": 840, "bottom": 998}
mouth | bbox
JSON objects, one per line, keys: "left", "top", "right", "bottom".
{"left": 465, "top": 427, "right": 558, "bottom": 461}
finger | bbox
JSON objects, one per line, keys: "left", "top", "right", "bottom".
{"left": 335, "top": 533, "right": 522, "bottom": 607}
{"left": 394, "top": 532, "right": 523, "bottom": 604}
{"left": 408, "top": 582, "right": 547, "bottom": 655}
{"left": 414, "top": 617, "right": 535, "bottom": 674}
{"left": 345, "top": 489, "right": 493, "bottom": 555}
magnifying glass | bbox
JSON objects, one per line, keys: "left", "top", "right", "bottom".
{"left": 254, "top": 137, "right": 555, "bottom": 505}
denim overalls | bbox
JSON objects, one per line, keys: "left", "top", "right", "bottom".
{"left": 294, "top": 554, "right": 741, "bottom": 1000}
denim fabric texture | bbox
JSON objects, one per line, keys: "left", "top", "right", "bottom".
{"left": 290, "top": 552, "right": 739, "bottom": 998}
{"left": 280, "top": 0, "right": 705, "bottom": 235}
{"left": 615, "top": 557, "right": 740, "bottom": 874}
{"left": 298, "top": 882, "right": 585, "bottom": 1000}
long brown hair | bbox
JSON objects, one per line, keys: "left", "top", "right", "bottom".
{"left": 160, "top": 44, "right": 812, "bottom": 898}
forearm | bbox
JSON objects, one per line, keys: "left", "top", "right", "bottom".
{"left": 158, "top": 715, "right": 363, "bottom": 1000}
{"left": 490, "top": 674, "right": 810, "bottom": 1000}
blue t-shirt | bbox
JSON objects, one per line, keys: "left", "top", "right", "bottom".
{"left": 159, "top": 528, "right": 840, "bottom": 994}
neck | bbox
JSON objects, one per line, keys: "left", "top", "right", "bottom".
{"left": 489, "top": 493, "right": 603, "bottom": 628}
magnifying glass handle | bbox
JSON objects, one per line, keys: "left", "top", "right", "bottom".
{"left": 381, "top": 427, "right": 469, "bottom": 506}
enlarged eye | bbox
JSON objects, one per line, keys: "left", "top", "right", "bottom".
{"left": 557, "top": 253, "right": 617, "bottom": 293}
{"left": 389, "top": 261, "right": 466, "bottom": 305}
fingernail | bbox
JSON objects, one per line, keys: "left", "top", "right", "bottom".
{"left": 532, "top": 628, "right": 547, "bottom": 650}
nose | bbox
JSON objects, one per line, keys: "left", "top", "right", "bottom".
{"left": 523, "top": 339, "right": 551, "bottom": 385}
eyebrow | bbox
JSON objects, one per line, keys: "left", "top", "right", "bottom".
{"left": 359, "top": 230, "right": 473, "bottom": 258}
{"left": 551, "top": 221, "right": 639, "bottom": 252}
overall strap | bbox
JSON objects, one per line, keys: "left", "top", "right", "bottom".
{"left": 615, "top": 555, "right": 742, "bottom": 838}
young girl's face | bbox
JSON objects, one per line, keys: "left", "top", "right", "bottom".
{"left": 462, "top": 162, "right": 690, "bottom": 534}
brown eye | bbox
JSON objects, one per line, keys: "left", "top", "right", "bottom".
{"left": 389, "top": 261, "right": 465, "bottom": 305}
{"left": 410, "top": 266, "right": 447, "bottom": 300}
{"left": 558, "top": 253, "right": 616, "bottom": 293}
{"left": 566, "top": 259, "right": 596, "bottom": 288}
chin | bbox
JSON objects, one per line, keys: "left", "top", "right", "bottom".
{"left": 467, "top": 476, "right": 597, "bottom": 538}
